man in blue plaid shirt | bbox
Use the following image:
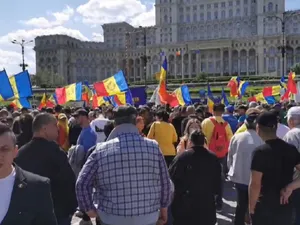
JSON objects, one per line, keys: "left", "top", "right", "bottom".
{"left": 76, "top": 106, "right": 173, "bottom": 225}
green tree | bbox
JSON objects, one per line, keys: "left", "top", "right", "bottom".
{"left": 32, "top": 71, "right": 65, "bottom": 88}
{"left": 291, "top": 63, "right": 300, "bottom": 75}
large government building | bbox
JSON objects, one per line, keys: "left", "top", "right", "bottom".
{"left": 34, "top": 0, "right": 300, "bottom": 84}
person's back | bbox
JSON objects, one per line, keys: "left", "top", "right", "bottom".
{"left": 223, "top": 114, "right": 238, "bottom": 133}
{"left": 169, "top": 136, "right": 221, "bottom": 225}
{"left": 252, "top": 139, "right": 299, "bottom": 204}
{"left": 147, "top": 121, "right": 177, "bottom": 156}
{"left": 228, "top": 130, "right": 264, "bottom": 185}
{"left": 90, "top": 116, "right": 109, "bottom": 143}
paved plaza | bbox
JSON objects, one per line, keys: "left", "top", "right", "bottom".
{"left": 71, "top": 181, "right": 237, "bottom": 225}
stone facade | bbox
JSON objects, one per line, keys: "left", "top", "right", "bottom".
{"left": 34, "top": 0, "right": 300, "bottom": 84}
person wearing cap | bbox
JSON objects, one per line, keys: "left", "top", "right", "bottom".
{"left": 237, "top": 105, "right": 248, "bottom": 128}
{"left": 283, "top": 106, "right": 300, "bottom": 225}
{"left": 249, "top": 112, "right": 300, "bottom": 225}
{"left": 223, "top": 105, "right": 238, "bottom": 133}
{"left": 227, "top": 108, "right": 263, "bottom": 225}
{"left": 76, "top": 106, "right": 173, "bottom": 225}
{"left": 73, "top": 109, "right": 97, "bottom": 153}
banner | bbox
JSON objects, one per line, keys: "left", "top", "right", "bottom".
{"left": 130, "top": 87, "right": 147, "bottom": 106}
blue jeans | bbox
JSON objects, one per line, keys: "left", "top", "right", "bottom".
{"left": 57, "top": 216, "right": 72, "bottom": 225}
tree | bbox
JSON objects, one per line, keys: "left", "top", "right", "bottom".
{"left": 32, "top": 71, "right": 65, "bottom": 88}
{"left": 291, "top": 63, "right": 300, "bottom": 75}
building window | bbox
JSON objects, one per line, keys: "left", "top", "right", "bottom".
{"left": 207, "top": 4, "right": 211, "bottom": 9}
{"left": 268, "top": 2, "right": 273, "bottom": 12}
{"left": 236, "top": 8, "right": 240, "bottom": 16}
{"left": 221, "top": 10, "right": 226, "bottom": 19}
{"left": 200, "top": 4, "right": 204, "bottom": 10}
{"left": 207, "top": 11, "right": 211, "bottom": 20}
{"left": 244, "top": 0, "right": 248, "bottom": 4}
{"left": 229, "top": 1, "right": 233, "bottom": 6}
{"left": 193, "top": 5, "right": 197, "bottom": 11}
{"left": 200, "top": 12, "right": 204, "bottom": 20}
{"left": 214, "top": 3, "right": 218, "bottom": 8}
{"left": 214, "top": 11, "right": 218, "bottom": 19}
{"left": 221, "top": 2, "right": 226, "bottom": 8}
{"left": 244, "top": 7, "right": 248, "bottom": 16}
{"left": 229, "top": 9, "right": 233, "bottom": 17}
{"left": 236, "top": 0, "right": 240, "bottom": 6}
{"left": 193, "top": 14, "right": 197, "bottom": 21}
{"left": 186, "top": 14, "right": 190, "bottom": 22}
{"left": 180, "top": 14, "right": 184, "bottom": 22}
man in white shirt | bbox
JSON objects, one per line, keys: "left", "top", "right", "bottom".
{"left": 0, "top": 123, "right": 57, "bottom": 225}
{"left": 90, "top": 113, "right": 109, "bottom": 143}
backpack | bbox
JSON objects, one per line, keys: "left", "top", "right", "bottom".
{"left": 208, "top": 118, "right": 229, "bottom": 158}
{"left": 68, "top": 145, "right": 86, "bottom": 178}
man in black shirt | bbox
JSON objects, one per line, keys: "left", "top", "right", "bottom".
{"left": 249, "top": 111, "right": 300, "bottom": 225}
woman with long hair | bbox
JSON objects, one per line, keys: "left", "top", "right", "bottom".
{"left": 147, "top": 109, "right": 178, "bottom": 167}
{"left": 177, "top": 118, "right": 202, "bottom": 155}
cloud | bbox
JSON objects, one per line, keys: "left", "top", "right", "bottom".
{"left": 130, "top": 4, "right": 155, "bottom": 27}
{"left": 0, "top": 26, "right": 89, "bottom": 74}
{"left": 21, "top": 6, "right": 74, "bottom": 28}
{"left": 77, "top": 0, "right": 155, "bottom": 27}
{"left": 92, "top": 32, "right": 104, "bottom": 42}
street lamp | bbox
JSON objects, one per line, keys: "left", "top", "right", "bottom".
{"left": 265, "top": 11, "right": 299, "bottom": 77}
{"left": 11, "top": 39, "right": 33, "bottom": 72}
{"left": 139, "top": 26, "right": 148, "bottom": 87}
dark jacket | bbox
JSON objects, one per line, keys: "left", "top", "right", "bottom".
{"left": 15, "top": 137, "right": 77, "bottom": 221}
{"left": 169, "top": 146, "right": 222, "bottom": 225}
{"left": 69, "top": 123, "right": 82, "bottom": 146}
{"left": 1, "top": 165, "right": 57, "bottom": 225}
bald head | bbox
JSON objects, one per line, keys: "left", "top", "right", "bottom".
{"left": 32, "top": 113, "right": 57, "bottom": 133}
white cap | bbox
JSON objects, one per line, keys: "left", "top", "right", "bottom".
{"left": 249, "top": 101, "right": 258, "bottom": 108}
{"left": 286, "top": 106, "right": 300, "bottom": 119}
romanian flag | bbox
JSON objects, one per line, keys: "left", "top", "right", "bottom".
{"left": 92, "top": 95, "right": 110, "bottom": 109}
{"left": 0, "top": 70, "right": 14, "bottom": 101}
{"left": 287, "top": 71, "right": 297, "bottom": 94}
{"left": 238, "top": 81, "right": 249, "bottom": 96}
{"left": 227, "top": 76, "right": 240, "bottom": 97}
{"left": 55, "top": 82, "right": 82, "bottom": 105}
{"left": 94, "top": 70, "right": 128, "bottom": 97}
{"left": 82, "top": 81, "right": 93, "bottom": 105}
{"left": 38, "top": 93, "right": 47, "bottom": 109}
{"left": 9, "top": 70, "right": 32, "bottom": 98}
{"left": 109, "top": 91, "right": 134, "bottom": 107}
{"left": 158, "top": 58, "right": 178, "bottom": 106}
{"left": 221, "top": 87, "right": 229, "bottom": 106}
{"left": 11, "top": 98, "right": 31, "bottom": 109}
{"left": 248, "top": 93, "right": 276, "bottom": 104}
{"left": 280, "top": 76, "right": 287, "bottom": 88}
{"left": 46, "top": 95, "right": 57, "bottom": 108}
{"left": 207, "top": 84, "right": 215, "bottom": 113}
{"left": 173, "top": 85, "right": 192, "bottom": 106}
{"left": 262, "top": 85, "right": 281, "bottom": 97}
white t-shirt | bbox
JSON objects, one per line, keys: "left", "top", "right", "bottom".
{"left": 277, "top": 123, "right": 290, "bottom": 139}
{"left": 0, "top": 168, "right": 16, "bottom": 223}
{"left": 90, "top": 117, "right": 109, "bottom": 143}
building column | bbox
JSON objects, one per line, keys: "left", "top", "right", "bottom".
{"left": 266, "top": 56, "right": 269, "bottom": 73}
{"left": 196, "top": 53, "right": 200, "bottom": 75}
{"left": 238, "top": 51, "right": 241, "bottom": 75}
{"left": 174, "top": 58, "right": 177, "bottom": 77}
{"left": 181, "top": 56, "right": 184, "bottom": 79}
{"left": 275, "top": 57, "right": 279, "bottom": 75}
{"left": 188, "top": 53, "right": 192, "bottom": 78}
{"left": 246, "top": 51, "right": 249, "bottom": 76}
{"left": 220, "top": 48, "right": 224, "bottom": 76}
{"left": 255, "top": 55, "right": 258, "bottom": 75}
{"left": 229, "top": 48, "right": 232, "bottom": 75}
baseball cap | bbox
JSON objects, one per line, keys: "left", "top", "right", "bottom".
{"left": 286, "top": 106, "right": 300, "bottom": 119}
{"left": 225, "top": 105, "right": 234, "bottom": 113}
{"left": 256, "top": 111, "right": 278, "bottom": 128}
{"left": 113, "top": 106, "right": 137, "bottom": 119}
{"left": 72, "top": 109, "right": 88, "bottom": 117}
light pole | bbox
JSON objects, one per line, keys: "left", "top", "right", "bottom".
{"left": 139, "top": 26, "right": 148, "bottom": 87}
{"left": 11, "top": 39, "right": 33, "bottom": 72}
{"left": 265, "top": 11, "right": 298, "bottom": 77}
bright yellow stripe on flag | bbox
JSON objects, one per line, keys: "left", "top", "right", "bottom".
{"left": 65, "top": 84, "right": 76, "bottom": 102}
{"left": 255, "top": 93, "right": 267, "bottom": 103}
{"left": 103, "top": 77, "right": 121, "bottom": 96}
{"left": 116, "top": 93, "right": 126, "bottom": 105}
{"left": 272, "top": 85, "right": 281, "bottom": 96}
{"left": 9, "top": 76, "right": 19, "bottom": 98}
{"left": 0, "top": 95, "right": 3, "bottom": 101}
{"left": 174, "top": 88, "right": 185, "bottom": 106}
{"left": 207, "top": 98, "right": 214, "bottom": 113}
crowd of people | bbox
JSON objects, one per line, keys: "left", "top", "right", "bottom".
{"left": 0, "top": 100, "right": 300, "bottom": 225}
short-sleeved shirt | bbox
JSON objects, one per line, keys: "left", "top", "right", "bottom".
{"left": 251, "top": 138, "right": 300, "bottom": 204}
{"left": 77, "top": 125, "right": 97, "bottom": 152}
